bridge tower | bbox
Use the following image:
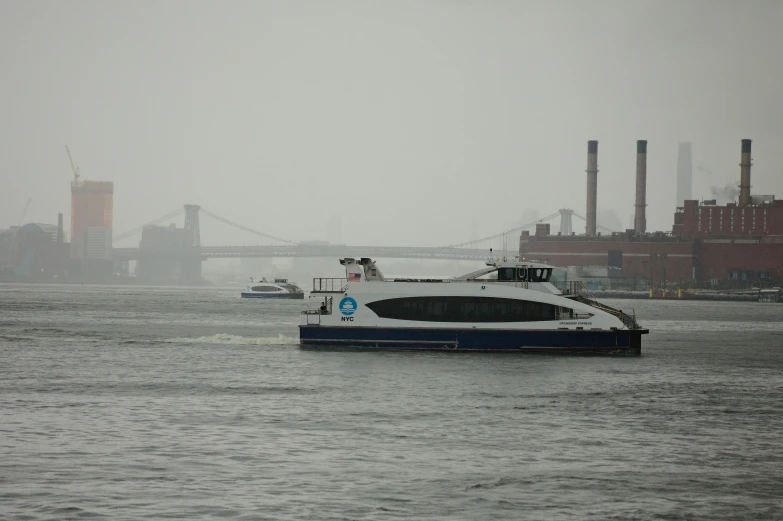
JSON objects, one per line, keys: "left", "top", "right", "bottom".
{"left": 182, "top": 204, "right": 202, "bottom": 282}
{"left": 184, "top": 205, "right": 201, "bottom": 247}
{"left": 558, "top": 209, "right": 574, "bottom": 235}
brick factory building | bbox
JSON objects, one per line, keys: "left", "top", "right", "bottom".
{"left": 520, "top": 139, "right": 783, "bottom": 288}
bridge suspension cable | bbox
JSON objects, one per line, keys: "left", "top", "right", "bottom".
{"left": 571, "top": 213, "right": 617, "bottom": 233}
{"left": 199, "top": 208, "right": 298, "bottom": 244}
{"left": 445, "top": 211, "right": 561, "bottom": 248}
{"left": 112, "top": 208, "right": 185, "bottom": 244}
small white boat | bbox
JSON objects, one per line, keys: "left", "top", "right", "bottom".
{"left": 241, "top": 277, "right": 304, "bottom": 299}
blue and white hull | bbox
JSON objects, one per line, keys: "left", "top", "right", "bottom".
{"left": 299, "top": 326, "right": 643, "bottom": 354}
{"left": 241, "top": 292, "right": 304, "bottom": 299}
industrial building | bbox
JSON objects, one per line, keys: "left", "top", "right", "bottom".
{"left": 0, "top": 216, "right": 69, "bottom": 280}
{"left": 135, "top": 224, "right": 190, "bottom": 281}
{"left": 520, "top": 139, "right": 783, "bottom": 289}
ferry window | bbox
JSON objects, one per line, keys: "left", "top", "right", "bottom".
{"left": 527, "top": 268, "right": 553, "bottom": 283}
{"left": 366, "top": 297, "right": 560, "bottom": 322}
{"left": 251, "top": 285, "right": 282, "bottom": 292}
{"left": 558, "top": 306, "right": 574, "bottom": 319}
{"left": 497, "top": 268, "right": 515, "bottom": 281}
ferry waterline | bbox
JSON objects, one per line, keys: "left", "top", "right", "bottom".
{"left": 299, "top": 258, "right": 648, "bottom": 354}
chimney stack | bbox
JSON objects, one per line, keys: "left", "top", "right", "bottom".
{"left": 586, "top": 140, "right": 598, "bottom": 236}
{"left": 738, "top": 139, "right": 752, "bottom": 206}
{"left": 634, "top": 140, "right": 647, "bottom": 235}
{"left": 57, "top": 213, "right": 64, "bottom": 243}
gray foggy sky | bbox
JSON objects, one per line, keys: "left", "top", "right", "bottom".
{"left": 2, "top": 0, "right": 782, "bottom": 247}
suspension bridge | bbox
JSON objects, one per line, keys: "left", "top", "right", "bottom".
{"left": 112, "top": 205, "right": 616, "bottom": 280}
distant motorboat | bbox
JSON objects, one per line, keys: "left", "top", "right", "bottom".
{"left": 241, "top": 277, "right": 305, "bottom": 299}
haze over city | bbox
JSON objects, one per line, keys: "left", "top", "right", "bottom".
{"left": 2, "top": 0, "right": 782, "bottom": 247}
{"left": 3, "top": 4, "right": 783, "bottom": 520}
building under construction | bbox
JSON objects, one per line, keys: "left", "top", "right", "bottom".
{"left": 520, "top": 139, "right": 783, "bottom": 288}
{"left": 70, "top": 179, "right": 114, "bottom": 275}
{"left": 65, "top": 145, "right": 115, "bottom": 276}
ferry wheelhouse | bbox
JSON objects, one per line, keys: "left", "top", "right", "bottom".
{"left": 300, "top": 258, "right": 647, "bottom": 354}
{"left": 241, "top": 277, "right": 305, "bottom": 299}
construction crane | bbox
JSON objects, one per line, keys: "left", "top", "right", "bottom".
{"left": 18, "top": 198, "right": 31, "bottom": 226}
{"left": 65, "top": 145, "right": 80, "bottom": 183}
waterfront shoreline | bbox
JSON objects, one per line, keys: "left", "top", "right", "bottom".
{"left": 591, "top": 290, "right": 777, "bottom": 302}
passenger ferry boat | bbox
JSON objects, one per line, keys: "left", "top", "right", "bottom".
{"left": 241, "top": 277, "right": 305, "bottom": 299}
{"left": 300, "top": 257, "right": 648, "bottom": 354}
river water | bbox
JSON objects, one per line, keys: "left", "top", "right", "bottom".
{"left": 1, "top": 284, "right": 781, "bottom": 520}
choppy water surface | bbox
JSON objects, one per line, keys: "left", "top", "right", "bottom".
{"left": 1, "top": 284, "right": 781, "bottom": 520}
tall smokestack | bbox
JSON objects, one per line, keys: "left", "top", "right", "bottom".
{"left": 57, "top": 213, "right": 64, "bottom": 243}
{"left": 634, "top": 140, "right": 647, "bottom": 235}
{"left": 676, "top": 142, "right": 692, "bottom": 207}
{"left": 586, "top": 140, "right": 598, "bottom": 236}
{"left": 739, "top": 139, "right": 752, "bottom": 206}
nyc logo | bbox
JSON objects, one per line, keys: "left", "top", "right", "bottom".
{"left": 339, "top": 297, "right": 357, "bottom": 316}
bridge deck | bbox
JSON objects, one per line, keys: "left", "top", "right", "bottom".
{"left": 112, "top": 245, "right": 519, "bottom": 261}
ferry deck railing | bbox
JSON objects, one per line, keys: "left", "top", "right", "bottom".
{"left": 463, "top": 279, "right": 529, "bottom": 289}
{"left": 552, "top": 280, "right": 641, "bottom": 328}
{"left": 302, "top": 296, "right": 334, "bottom": 325}
{"left": 312, "top": 278, "right": 347, "bottom": 293}
{"left": 571, "top": 294, "right": 641, "bottom": 329}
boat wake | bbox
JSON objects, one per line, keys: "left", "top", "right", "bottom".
{"left": 164, "top": 333, "right": 299, "bottom": 345}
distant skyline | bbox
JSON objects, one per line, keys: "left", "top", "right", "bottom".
{"left": 2, "top": 0, "right": 782, "bottom": 247}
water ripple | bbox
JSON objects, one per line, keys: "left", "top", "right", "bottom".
{"left": 1, "top": 287, "right": 781, "bottom": 520}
